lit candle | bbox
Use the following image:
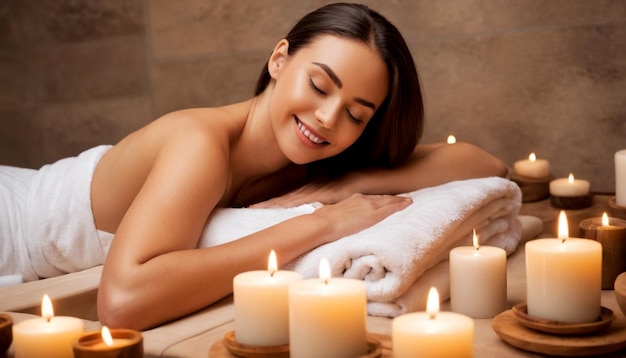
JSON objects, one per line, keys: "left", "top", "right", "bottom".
{"left": 289, "top": 258, "right": 367, "bottom": 358}
{"left": 233, "top": 250, "right": 302, "bottom": 346}
{"left": 12, "top": 294, "right": 84, "bottom": 358}
{"left": 447, "top": 135, "right": 456, "bottom": 144}
{"left": 392, "top": 287, "right": 474, "bottom": 357}
{"left": 72, "top": 326, "right": 143, "bottom": 358}
{"left": 450, "top": 229, "right": 507, "bottom": 318}
{"left": 580, "top": 213, "right": 626, "bottom": 289}
{"left": 526, "top": 211, "right": 602, "bottom": 323}
{"left": 514, "top": 153, "right": 550, "bottom": 178}
{"left": 616, "top": 149, "right": 626, "bottom": 207}
{"left": 549, "top": 173, "right": 590, "bottom": 197}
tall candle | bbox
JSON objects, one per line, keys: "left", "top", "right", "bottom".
{"left": 514, "top": 153, "right": 550, "bottom": 178}
{"left": 289, "top": 258, "right": 367, "bottom": 358}
{"left": 450, "top": 229, "right": 507, "bottom": 318}
{"left": 579, "top": 213, "right": 626, "bottom": 289}
{"left": 233, "top": 250, "right": 303, "bottom": 346}
{"left": 392, "top": 287, "right": 474, "bottom": 358}
{"left": 12, "top": 294, "right": 84, "bottom": 358}
{"left": 616, "top": 150, "right": 626, "bottom": 207}
{"left": 549, "top": 173, "right": 590, "bottom": 197}
{"left": 526, "top": 211, "right": 602, "bottom": 323}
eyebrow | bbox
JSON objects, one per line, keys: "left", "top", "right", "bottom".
{"left": 312, "top": 62, "right": 377, "bottom": 110}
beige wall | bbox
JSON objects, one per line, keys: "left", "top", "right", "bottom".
{"left": 1, "top": 0, "right": 624, "bottom": 193}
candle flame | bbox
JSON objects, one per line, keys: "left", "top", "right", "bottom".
{"left": 268, "top": 250, "right": 278, "bottom": 276}
{"left": 529, "top": 152, "right": 537, "bottom": 162}
{"left": 426, "top": 287, "right": 440, "bottom": 319}
{"left": 319, "top": 258, "right": 331, "bottom": 284}
{"left": 41, "top": 294, "right": 54, "bottom": 322}
{"left": 101, "top": 326, "right": 114, "bottom": 347}
{"left": 602, "top": 212, "right": 609, "bottom": 226}
{"left": 472, "top": 228, "right": 480, "bottom": 251}
{"left": 558, "top": 211, "right": 569, "bottom": 243}
{"left": 568, "top": 173, "right": 575, "bottom": 183}
{"left": 446, "top": 135, "right": 456, "bottom": 144}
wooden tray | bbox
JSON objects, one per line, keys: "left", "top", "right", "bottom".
{"left": 493, "top": 309, "right": 626, "bottom": 356}
{"left": 512, "top": 303, "right": 614, "bottom": 335}
{"left": 209, "top": 332, "right": 392, "bottom": 357}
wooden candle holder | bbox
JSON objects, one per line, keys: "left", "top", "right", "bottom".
{"left": 0, "top": 314, "right": 12, "bottom": 357}
{"left": 608, "top": 196, "right": 626, "bottom": 220}
{"left": 213, "top": 331, "right": 384, "bottom": 358}
{"left": 550, "top": 194, "right": 592, "bottom": 210}
{"left": 510, "top": 173, "right": 552, "bottom": 202}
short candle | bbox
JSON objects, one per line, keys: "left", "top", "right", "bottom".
{"left": 579, "top": 213, "right": 626, "bottom": 289}
{"left": 233, "top": 250, "right": 303, "bottom": 346}
{"left": 392, "top": 287, "right": 474, "bottom": 357}
{"left": 450, "top": 229, "right": 507, "bottom": 318}
{"left": 72, "top": 326, "right": 143, "bottom": 358}
{"left": 514, "top": 152, "right": 550, "bottom": 178}
{"left": 12, "top": 294, "right": 84, "bottom": 358}
{"left": 525, "top": 211, "right": 602, "bottom": 323}
{"left": 549, "top": 173, "right": 590, "bottom": 197}
{"left": 288, "top": 258, "right": 368, "bottom": 358}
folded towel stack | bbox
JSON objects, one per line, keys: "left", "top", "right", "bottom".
{"left": 200, "top": 176, "right": 524, "bottom": 317}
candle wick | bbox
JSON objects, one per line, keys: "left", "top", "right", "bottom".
{"left": 324, "top": 278, "right": 329, "bottom": 285}
{"left": 270, "top": 270, "right": 275, "bottom": 278}
{"left": 428, "top": 313, "right": 436, "bottom": 320}
{"left": 561, "top": 238, "right": 566, "bottom": 244}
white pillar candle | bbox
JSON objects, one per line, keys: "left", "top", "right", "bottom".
{"left": 392, "top": 287, "right": 474, "bottom": 358}
{"left": 514, "top": 152, "right": 550, "bottom": 178}
{"left": 616, "top": 149, "right": 626, "bottom": 207}
{"left": 549, "top": 173, "right": 590, "bottom": 197}
{"left": 233, "top": 250, "right": 303, "bottom": 346}
{"left": 450, "top": 229, "right": 507, "bottom": 318}
{"left": 525, "top": 211, "right": 602, "bottom": 323}
{"left": 288, "top": 258, "right": 367, "bottom": 358}
{"left": 12, "top": 294, "right": 85, "bottom": 358}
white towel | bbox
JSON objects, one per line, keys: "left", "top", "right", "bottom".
{"left": 199, "top": 176, "right": 524, "bottom": 317}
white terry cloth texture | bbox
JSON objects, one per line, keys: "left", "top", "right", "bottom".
{"left": 199, "top": 176, "right": 527, "bottom": 317}
{"left": 0, "top": 145, "right": 112, "bottom": 282}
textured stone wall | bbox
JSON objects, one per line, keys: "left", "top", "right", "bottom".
{"left": 1, "top": 0, "right": 624, "bottom": 192}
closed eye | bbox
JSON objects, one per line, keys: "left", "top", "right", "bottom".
{"left": 347, "top": 110, "right": 363, "bottom": 125}
{"left": 308, "top": 78, "right": 326, "bottom": 95}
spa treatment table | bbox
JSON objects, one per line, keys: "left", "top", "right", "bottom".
{"left": 2, "top": 195, "right": 625, "bottom": 357}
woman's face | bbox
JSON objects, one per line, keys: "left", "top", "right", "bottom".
{"left": 268, "top": 35, "right": 389, "bottom": 165}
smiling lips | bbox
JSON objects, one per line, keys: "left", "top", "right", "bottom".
{"left": 296, "top": 118, "right": 328, "bottom": 145}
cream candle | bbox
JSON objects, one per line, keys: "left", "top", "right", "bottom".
{"left": 526, "top": 211, "right": 602, "bottom": 323}
{"left": 616, "top": 150, "right": 626, "bottom": 207}
{"left": 450, "top": 229, "right": 507, "bottom": 318}
{"left": 72, "top": 326, "right": 143, "bottom": 358}
{"left": 514, "top": 153, "right": 550, "bottom": 178}
{"left": 580, "top": 213, "right": 626, "bottom": 289}
{"left": 233, "top": 250, "right": 303, "bottom": 346}
{"left": 12, "top": 294, "right": 84, "bottom": 358}
{"left": 392, "top": 287, "right": 474, "bottom": 358}
{"left": 549, "top": 173, "right": 590, "bottom": 197}
{"left": 289, "top": 258, "right": 367, "bottom": 358}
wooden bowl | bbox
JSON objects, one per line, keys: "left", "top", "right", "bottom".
{"left": 512, "top": 303, "right": 614, "bottom": 335}
{"left": 615, "top": 272, "right": 626, "bottom": 316}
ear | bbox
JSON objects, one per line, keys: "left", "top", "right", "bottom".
{"left": 268, "top": 39, "right": 289, "bottom": 79}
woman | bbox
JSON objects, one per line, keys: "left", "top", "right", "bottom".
{"left": 1, "top": 3, "right": 506, "bottom": 330}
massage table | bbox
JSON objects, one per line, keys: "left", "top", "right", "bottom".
{"left": 2, "top": 194, "right": 625, "bottom": 357}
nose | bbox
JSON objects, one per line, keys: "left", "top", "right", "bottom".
{"left": 315, "top": 99, "right": 342, "bottom": 129}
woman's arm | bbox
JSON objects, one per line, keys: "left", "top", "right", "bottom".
{"left": 96, "top": 132, "right": 412, "bottom": 330}
{"left": 252, "top": 142, "right": 508, "bottom": 208}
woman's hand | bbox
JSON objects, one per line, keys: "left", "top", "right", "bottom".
{"left": 311, "top": 193, "right": 413, "bottom": 241}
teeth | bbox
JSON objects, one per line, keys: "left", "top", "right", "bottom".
{"left": 297, "top": 120, "right": 325, "bottom": 144}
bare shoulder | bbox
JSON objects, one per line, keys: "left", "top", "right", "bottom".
{"left": 92, "top": 105, "right": 246, "bottom": 232}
